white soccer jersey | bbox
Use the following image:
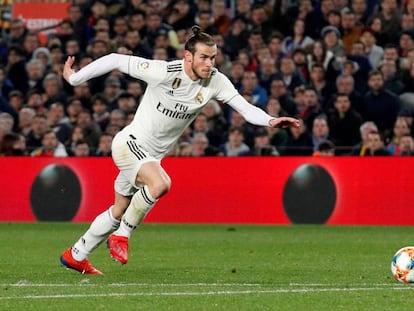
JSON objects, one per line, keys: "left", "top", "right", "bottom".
{"left": 68, "top": 53, "right": 274, "bottom": 159}
{"left": 120, "top": 57, "right": 240, "bottom": 158}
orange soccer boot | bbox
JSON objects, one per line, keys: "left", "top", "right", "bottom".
{"left": 107, "top": 235, "right": 129, "bottom": 264}
{"left": 60, "top": 248, "right": 103, "bottom": 275}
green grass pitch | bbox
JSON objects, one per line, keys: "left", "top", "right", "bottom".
{"left": 0, "top": 223, "right": 413, "bottom": 310}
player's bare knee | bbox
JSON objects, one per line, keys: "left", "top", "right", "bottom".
{"left": 149, "top": 179, "right": 171, "bottom": 199}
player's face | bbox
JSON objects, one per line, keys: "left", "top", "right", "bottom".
{"left": 188, "top": 43, "right": 217, "bottom": 80}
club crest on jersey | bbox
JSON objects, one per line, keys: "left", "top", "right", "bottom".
{"left": 172, "top": 78, "right": 181, "bottom": 89}
{"left": 138, "top": 61, "right": 150, "bottom": 70}
{"left": 195, "top": 92, "right": 203, "bottom": 104}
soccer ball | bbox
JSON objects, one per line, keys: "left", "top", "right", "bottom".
{"left": 391, "top": 246, "right": 414, "bottom": 283}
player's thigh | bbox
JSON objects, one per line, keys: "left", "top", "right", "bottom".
{"left": 136, "top": 161, "right": 171, "bottom": 188}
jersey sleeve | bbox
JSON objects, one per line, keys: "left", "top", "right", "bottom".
{"left": 212, "top": 71, "right": 239, "bottom": 103}
{"left": 127, "top": 57, "right": 168, "bottom": 86}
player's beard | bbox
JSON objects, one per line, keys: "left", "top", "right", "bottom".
{"left": 191, "top": 63, "right": 211, "bottom": 80}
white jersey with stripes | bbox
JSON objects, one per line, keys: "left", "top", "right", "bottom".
{"left": 122, "top": 57, "right": 239, "bottom": 158}
{"left": 68, "top": 54, "right": 274, "bottom": 159}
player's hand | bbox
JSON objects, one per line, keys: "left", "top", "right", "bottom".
{"left": 269, "top": 117, "right": 301, "bottom": 129}
{"left": 63, "top": 56, "right": 76, "bottom": 84}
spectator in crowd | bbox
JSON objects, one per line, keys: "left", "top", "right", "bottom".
{"left": 268, "top": 78, "right": 298, "bottom": 117}
{"left": 347, "top": 41, "right": 372, "bottom": 94}
{"left": 22, "top": 32, "right": 41, "bottom": 60}
{"left": 42, "top": 73, "right": 68, "bottom": 108}
{"left": 320, "top": 25, "right": 345, "bottom": 59}
{"left": 341, "top": 10, "right": 364, "bottom": 55}
{"left": 275, "top": 56, "right": 306, "bottom": 95}
{"left": 300, "top": 86, "right": 324, "bottom": 130}
{"left": 380, "top": 58, "right": 404, "bottom": 95}
{"left": 196, "top": 10, "right": 217, "bottom": 35}
{"left": 0, "top": 66, "right": 14, "bottom": 101}
{"left": 313, "top": 139, "right": 335, "bottom": 156}
{"left": 396, "top": 109, "right": 414, "bottom": 135}
{"left": 76, "top": 109, "right": 102, "bottom": 152}
{"left": 32, "top": 47, "right": 53, "bottom": 73}
{"left": 72, "top": 140, "right": 91, "bottom": 157}
{"left": 250, "top": 127, "right": 279, "bottom": 156}
{"left": 91, "top": 93, "right": 110, "bottom": 132}
{"left": 327, "top": 93, "right": 363, "bottom": 154}
{"left": 66, "top": 4, "right": 88, "bottom": 50}
{"left": 304, "top": 0, "right": 333, "bottom": 40}
{"left": 281, "top": 18, "right": 314, "bottom": 56}
{"left": 192, "top": 112, "right": 223, "bottom": 148}
{"left": 308, "top": 63, "right": 337, "bottom": 111}
{"left": 25, "top": 113, "right": 48, "bottom": 153}
{"left": 359, "top": 27, "right": 384, "bottom": 69}
{"left": 104, "top": 76, "right": 123, "bottom": 109}
{"left": 65, "top": 125, "right": 85, "bottom": 156}
{"left": 267, "top": 32, "right": 286, "bottom": 63}
{"left": 239, "top": 70, "right": 268, "bottom": 108}
{"left": 228, "top": 61, "right": 245, "bottom": 91}
{"left": 349, "top": 121, "right": 378, "bottom": 155}
{"left": 292, "top": 48, "right": 310, "bottom": 83}
{"left": 0, "top": 132, "right": 27, "bottom": 156}
{"left": 7, "top": 45, "right": 29, "bottom": 94}
{"left": 167, "top": 0, "right": 196, "bottom": 32}
{"left": 326, "top": 9, "right": 342, "bottom": 30}
{"left": 351, "top": 0, "right": 370, "bottom": 25}
{"left": 94, "top": 132, "right": 113, "bottom": 156}
{"left": 107, "top": 109, "right": 127, "bottom": 133}
{"left": 17, "top": 107, "right": 36, "bottom": 137}
{"left": 7, "top": 90, "right": 24, "bottom": 129}
{"left": 307, "top": 40, "right": 340, "bottom": 82}
{"left": 46, "top": 102, "right": 72, "bottom": 143}
{"left": 361, "top": 130, "right": 392, "bottom": 156}
{"left": 284, "top": 118, "right": 313, "bottom": 155}
{"left": 227, "top": 110, "right": 256, "bottom": 149}
{"left": 31, "top": 129, "right": 68, "bottom": 157}
{"left": 191, "top": 132, "right": 214, "bottom": 156}
{"left": 72, "top": 82, "right": 93, "bottom": 109}
{"left": 220, "top": 125, "right": 250, "bottom": 156}
{"left": 360, "top": 69, "right": 401, "bottom": 138}
{"left": 387, "top": 118, "right": 411, "bottom": 155}
{"left": 211, "top": 0, "right": 231, "bottom": 35}
{"left": 222, "top": 15, "right": 249, "bottom": 61}
{"left": 369, "top": 0, "right": 401, "bottom": 45}
{"left": 5, "top": 19, "right": 28, "bottom": 48}
{"left": 25, "top": 59, "right": 46, "bottom": 94}
{"left": 310, "top": 115, "right": 335, "bottom": 152}
{"left": 123, "top": 29, "right": 152, "bottom": 58}
{"left": 399, "top": 134, "right": 414, "bottom": 155}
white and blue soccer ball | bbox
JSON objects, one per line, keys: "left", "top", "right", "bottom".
{"left": 391, "top": 246, "right": 414, "bottom": 283}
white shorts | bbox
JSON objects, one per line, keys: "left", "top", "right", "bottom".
{"left": 111, "top": 133, "right": 159, "bottom": 196}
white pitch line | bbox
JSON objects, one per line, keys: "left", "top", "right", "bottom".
{"left": 0, "top": 286, "right": 412, "bottom": 300}
{"left": 0, "top": 282, "right": 402, "bottom": 288}
{"left": 0, "top": 282, "right": 262, "bottom": 288}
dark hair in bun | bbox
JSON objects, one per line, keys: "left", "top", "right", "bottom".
{"left": 185, "top": 25, "right": 216, "bottom": 54}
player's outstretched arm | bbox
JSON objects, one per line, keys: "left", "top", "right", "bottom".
{"left": 269, "top": 117, "right": 301, "bottom": 129}
{"left": 62, "top": 53, "right": 131, "bottom": 86}
{"left": 227, "top": 94, "right": 301, "bottom": 129}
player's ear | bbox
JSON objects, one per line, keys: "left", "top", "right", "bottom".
{"left": 184, "top": 50, "right": 192, "bottom": 63}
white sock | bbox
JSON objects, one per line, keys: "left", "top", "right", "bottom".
{"left": 72, "top": 207, "right": 120, "bottom": 261}
{"left": 113, "top": 185, "right": 156, "bottom": 238}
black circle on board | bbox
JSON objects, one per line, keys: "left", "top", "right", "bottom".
{"left": 283, "top": 164, "right": 337, "bottom": 224}
{"left": 30, "top": 164, "right": 81, "bottom": 221}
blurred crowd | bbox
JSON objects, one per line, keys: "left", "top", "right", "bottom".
{"left": 1, "top": 0, "right": 414, "bottom": 157}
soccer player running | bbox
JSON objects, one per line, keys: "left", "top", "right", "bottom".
{"left": 60, "top": 26, "right": 300, "bottom": 274}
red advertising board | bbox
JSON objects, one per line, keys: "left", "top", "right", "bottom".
{"left": 0, "top": 157, "right": 413, "bottom": 225}
{"left": 13, "top": 2, "right": 70, "bottom": 43}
